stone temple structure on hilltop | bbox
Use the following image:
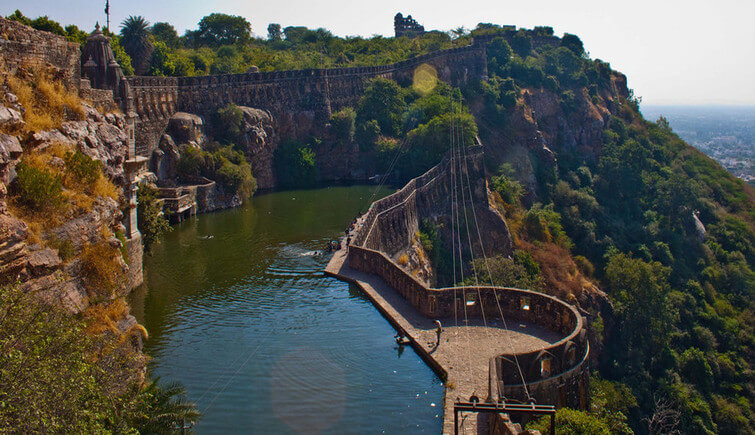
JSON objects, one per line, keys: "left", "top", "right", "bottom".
{"left": 394, "top": 13, "right": 425, "bottom": 38}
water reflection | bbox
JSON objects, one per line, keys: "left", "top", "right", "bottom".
{"left": 131, "top": 186, "right": 444, "bottom": 433}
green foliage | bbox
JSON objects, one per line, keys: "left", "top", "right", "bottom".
{"left": 522, "top": 203, "right": 572, "bottom": 248}
{"left": 119, "top": 16, "right": 153, "bottom": 75}
{"left": 30, "top": 15, "right": 65, "bottom": 36}
{"left": 137, "top": 183, "right": 171, "bottom": 254}
{"left": 197, "top": 13, "right": 251, "bottom": 46}
{"left": 64, "top": 24, "right": 89, "bottom": 45}
{"left": 177, "top": 145, "right": 257, "bottom": 198}
{"left": 679, "top": 347, "right": 714, "bottom": 393}
{"left": 13, "top": 162, "right": 64, "bottom": 211}
{"left": 330, "top": 107, "right": 356, "bottom": 143}
{"left": 267, "top": 23, "right": 282, "bottom": 41}
{"left": 357, "top": 78, "right": 405, "bottom": 137}
{"left": 151, "top": 22, "right": 180, "bottom": 49}
{"left": 510, "top": 29, "right": 533, "bottom": 58}
{"left": 470, "top": 251, "right": 544, "bottom": 291}
{"left": 106, "top": 33, "right": 135, "bottom": 76}
{"left": 603, "top": 251, "right": 673, "bottom": 377}
{"left": 273, "top": 140, "right": 318, "bottom": 189}
{"left": 0, "top": 284, "right": 125, "bottom": 432}
{"left": 561, "top": 33, "right": 585, "bottom": 56}
{"left": 213, "top": 103, "right": 245, "bottom": 147}
{"left": 530, "top": 408, "right": 613, "bottom": 434}
{"left": 64, "top": 150, "right": 101, "bottom": 186}
{"left": 128, "top": 379, "right": 201, "bottom": 432}
{"left": 491, "top": 164, "right": 524, "bottom": 205}
{"left": 0, "top": 283, "right": 200, "bottom": 432}
{"left": 5, "top": 10, "right": 31, "bottom": 26}
{"left": 487, "top": 37, "right": 512, "bottom": 75}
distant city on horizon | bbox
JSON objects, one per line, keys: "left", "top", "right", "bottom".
{"left": 642, "top": 105, "right": 755, "bottom": 185}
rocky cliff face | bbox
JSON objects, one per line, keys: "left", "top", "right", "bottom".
{"left": 471, "top": 72, "right": 630, "bottom": 202}
{"left": 0, "top": 93, "right": 141, "bottom": 347}
{"left": 238, "top": 107, "right": 278, "bottom": 190}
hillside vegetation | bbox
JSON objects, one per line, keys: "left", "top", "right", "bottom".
{"left": 5, "top": 10, "right": 752, "bottom": 434}
{"left": 0, "top": 62, "right": 195, "bottom": 431}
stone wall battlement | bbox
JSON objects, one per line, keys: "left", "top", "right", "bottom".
{"left": 121, "top": 41, "right": 487, "bottom": 157}
{"left": 0, "top": 17, "right": 81, "bottom": 87}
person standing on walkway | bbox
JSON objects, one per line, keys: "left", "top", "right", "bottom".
{"left": 435, "top": 320, "right": 442, "bottom": 347}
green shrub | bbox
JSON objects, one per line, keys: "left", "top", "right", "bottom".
{"left": 213, "top": 103, "right": 245, "bottom": 147}
{"left": 574, "top": 255, "right": 594, "bottom": 276}
{"left": 330, "top": 107, "right": 356, "bottom": 143}
{"left": 64, "top": 150, "right": 101, "bottom": 186}
{"left": 137, "top": 183, "right": 171, "bottom": 254}
{"left": 356, "top": 78, "right": 405, "bottom": 137}
{"left": 510, "top": 30, "right": 532, "bottom": 58}
{"left": 0, "top": 282, "right": 200, "bottom": 432}
{"left": 522, "top": 204, "right": 572, "bottom": 248}
{"left": 491, "top": 164, "right": 524, "bottom": 205}
{"left": 177, "top": 145, "right": 256, "bottom": 199}
{"left": 470, "top": 253, "right": 544, "bottom": 291}
{"left": 274, "top": 140, "right": 318, "bottom": 189}
{"left": 13, "top": 162, "right": 64, "bottom": 211}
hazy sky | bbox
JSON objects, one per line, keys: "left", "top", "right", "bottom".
{"left": 4, "top": 0, "right": 754, "bottom": 105}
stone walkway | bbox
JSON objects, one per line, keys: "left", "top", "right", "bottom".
{"left": 324, "top": 248, "right": 560, "bottom": 434}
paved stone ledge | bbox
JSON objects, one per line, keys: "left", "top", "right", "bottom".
{"left": 325, "top": 248, "right": 560, "bottom": 434}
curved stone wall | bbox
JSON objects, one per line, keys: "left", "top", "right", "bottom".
{"left": 347, "top": 149, "right": 589, "bottom": 409}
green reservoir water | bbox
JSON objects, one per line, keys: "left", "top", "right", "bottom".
{"left": 129, "top": 186, "right": 444, "bottom": 434}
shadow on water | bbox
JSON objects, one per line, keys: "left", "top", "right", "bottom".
{"left": 130, "top": 186, "right": 445, "bottom": 434}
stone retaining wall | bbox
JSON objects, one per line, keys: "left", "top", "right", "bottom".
{"left": 347, "top": 147, "right": 588, "bottom": 410}
{"left": 0, "top": 17, "right": 81, "bottom": 87}
{"left": 124, "top": 42, "right": 487, "bottom": 158}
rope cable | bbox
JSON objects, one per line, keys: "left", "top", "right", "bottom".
{"left": 457, "top": 107, "right": 532, "bottom": 401}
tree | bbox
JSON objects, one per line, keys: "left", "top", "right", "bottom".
{"left": 603, "top": 251, "right": 673, "bottom": 378}
{"left": 30, "top": 16, "right": 65, "bottom": 36}
{"left": 137, "top": 183, "right": 171, "bottom": 253}
{"left": 213, "top": 103, "right": 245, "bottom": 147}
{"left": 356, "top": 78, "right": 405, "bottom": 137}
{"left": 267, "top": 23, "right": 282, "bottom": 41}
{"left": 151, "top": 22, "right": 180, "bottom": 49}
{"left": 120, "top": 16, "right": 154, "bottom": 75}
{"left": 274, "top": 140, "right": 318, "bottom": 188}
{"left": 561, "top": 33, "right": 585, "bottom": 56}
{"left": 510, "top": 29, "right": 532, "bottom": 58}
{"left": 487, "top": 37, "right": 512, "bottom": 74}
{"left": 197, "top": 13, "right": 251, "bottom": 46}
{"left": 64, "top": 24, "right": 89, "bottom": 45}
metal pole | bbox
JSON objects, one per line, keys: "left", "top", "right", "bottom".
{"left": 550, "top": 413, "right": 555, "bottom": 435}
{"left": 454, "top": 409, "right": 458, "bottom": 435}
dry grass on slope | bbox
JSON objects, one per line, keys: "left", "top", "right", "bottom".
{"left": 2, "top": 64, "right": 84, "bottom": 135}
{"left": 489, "top": 188, "right": 597, "bottom": 302}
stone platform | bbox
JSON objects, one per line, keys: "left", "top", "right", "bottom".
{"left": 325, "top": 248, "right": 560, "bottom": 434}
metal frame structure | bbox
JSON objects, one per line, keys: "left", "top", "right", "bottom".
{"left": 453, "top": 401, "right": 555, "bottom": 435}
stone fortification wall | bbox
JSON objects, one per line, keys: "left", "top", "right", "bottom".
{"left": 347, "top": 146, "right": 588, "bottom": 409}
{"left": 0, "top": 17, "right": 81, "bottom": 87}
{"left": 124, "top": 76, "right": 179, "bottom": 156}
{"left": 126, "top": 43, "right": 487, "bottom": 158}
{"left": 347, "top": 242, "right": 589, "bottom": 408}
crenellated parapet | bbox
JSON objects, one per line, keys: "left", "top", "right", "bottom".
{"left": 108, "top": 40, "right": 487, "bottom": 159}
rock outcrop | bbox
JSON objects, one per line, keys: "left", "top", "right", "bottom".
{"left": 238, "top": 106, "right": 277, "bottom": 189}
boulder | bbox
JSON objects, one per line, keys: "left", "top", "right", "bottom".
{"left": 0, "top": 133, "right": 22, "bottom": 185}
{"left": 165, "top": 112, "right": 204, "bottom": 146}
{"left": 0, "top": 105, "right": 25, "bottom": 131}
{"left": 237, "top": 106, "right": 278, "bottom": 189}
